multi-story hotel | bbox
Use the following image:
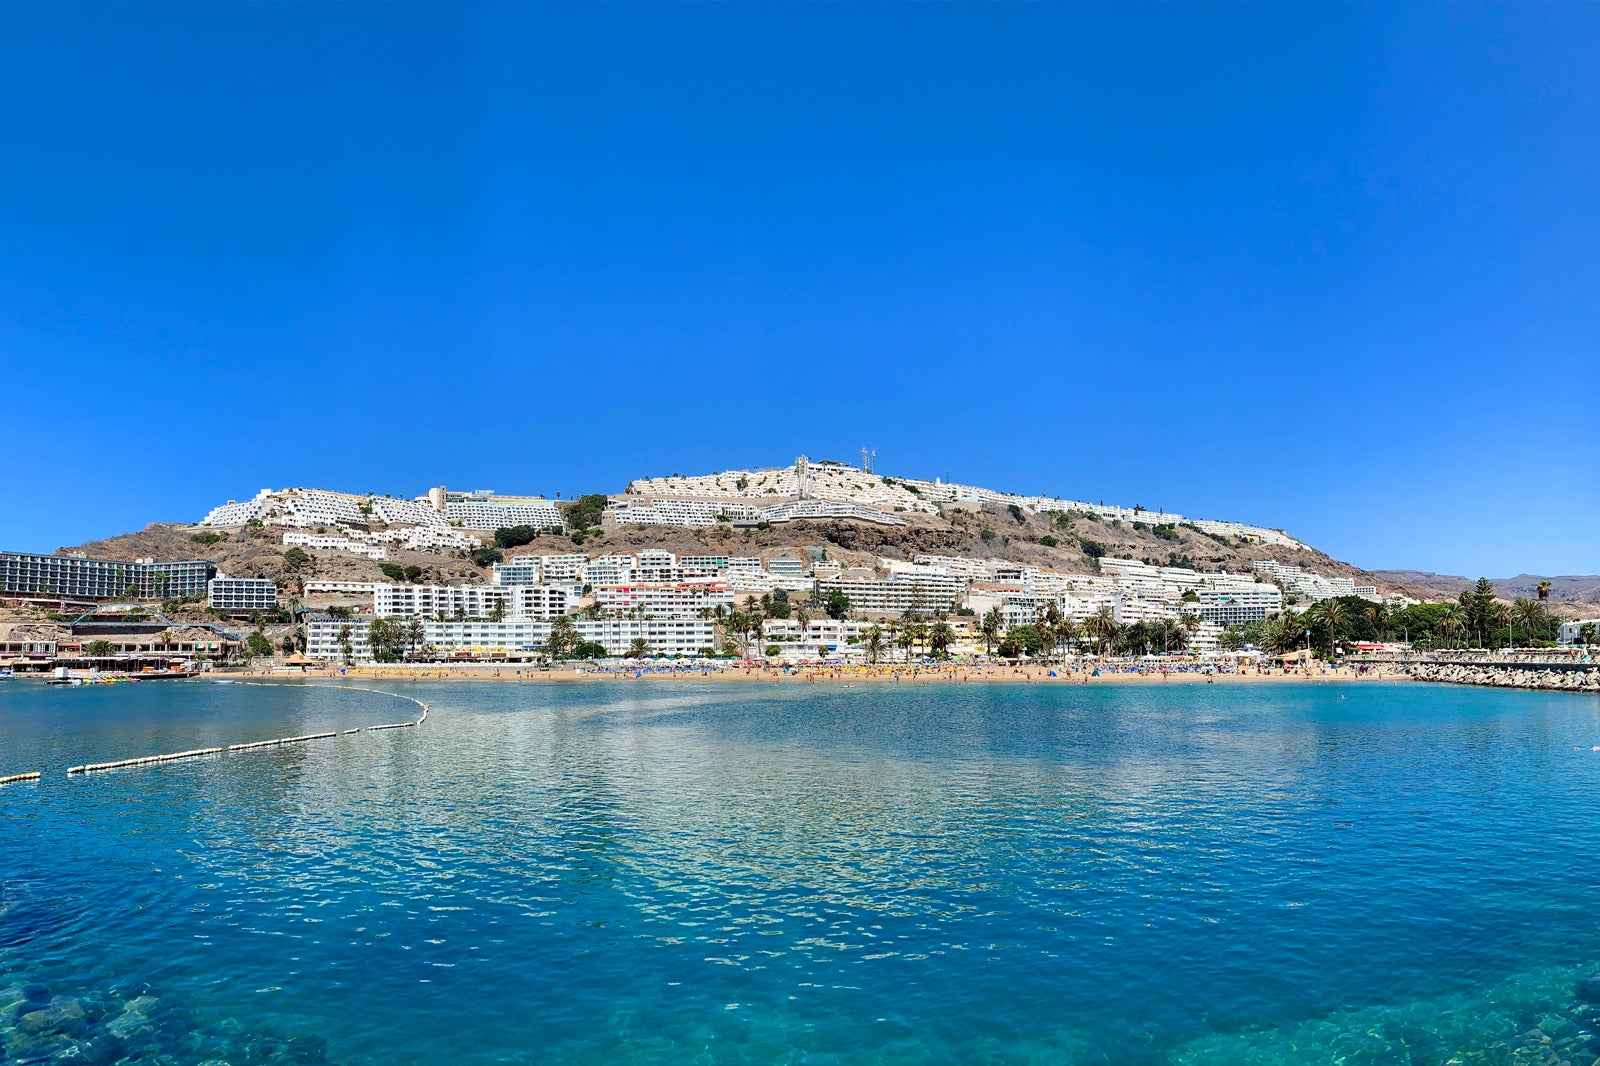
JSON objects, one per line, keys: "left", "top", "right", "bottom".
{"left": 1, "top": 551, "right": 211, "bottom": 601}
{"left": 306, "top": 616, "right": 718, "bottom": 662}
{"left": 1193, "top": 586, "right": 1283, "bottom": 626}
{"left": 207, "top": 577, "right": 279, "bottom": 613}
{"left": 813, "top": 573, "right": 967, "bottom": 616}
{"left": 423, "top": 487, "right": 563, "bottom": 531}
{"left": 607, "top": 498, "right": 762, "bottom": 527}
{"left": 281, "top": 532, "right": 389, "bottom": 561}
{"left": 372, "top": 583, "right": 572, "bottom": 621}
{"left": 593, "top": 581, "right": 733, "bottom": 618}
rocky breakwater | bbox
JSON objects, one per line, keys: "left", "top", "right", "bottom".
{"left": 1410, "top": 660, "right": 1600, "bottom": 692}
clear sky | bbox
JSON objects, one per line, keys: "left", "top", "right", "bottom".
{"left": 1, "top": 4, "right": 1595, "bottom": 577}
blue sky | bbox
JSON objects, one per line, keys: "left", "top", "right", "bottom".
{"left": 1, "top": 4, "right": 1594, "bottom": 576}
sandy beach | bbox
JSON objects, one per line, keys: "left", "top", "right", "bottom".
{"left": 240, "top": 661, "right": 1409, "bottom": 685}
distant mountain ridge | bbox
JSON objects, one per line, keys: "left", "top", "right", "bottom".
{"left": 1372, "top": 570, "right": 1600, "bottom": 606}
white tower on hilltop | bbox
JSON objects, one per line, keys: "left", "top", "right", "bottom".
{"left": 794, "top": 455, "right": 811, "bottom": 500}
{"left": 860, "top": 447, "right": 875, "bottom": 473}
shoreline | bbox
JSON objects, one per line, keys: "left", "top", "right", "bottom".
{"left": 227, "top": 663, "right": 1410, "bottom": 686}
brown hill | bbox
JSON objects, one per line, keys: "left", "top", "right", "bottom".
{"left": 61, "top": 503, "right": 1397, "bottom": 601}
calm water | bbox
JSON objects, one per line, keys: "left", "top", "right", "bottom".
{"left": 5, "top": 679, "right": 1600, "bottom": 1064}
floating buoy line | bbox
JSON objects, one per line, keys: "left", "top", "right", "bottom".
{"left": 4, "top": 683, "right": 429, "bottom": 785}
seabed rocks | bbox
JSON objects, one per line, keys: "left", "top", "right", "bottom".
{"left": 1, "top": 980, "right": 331, "bottom": 1066}
{"left": 1410, "top": 662, "right": 1600, "bottom": 693}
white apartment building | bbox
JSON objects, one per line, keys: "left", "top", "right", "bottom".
{"left": 1194, "top": 585, "right": 1283, "bottom": 626}
{"left": 359, "top": 526, "right": 478, "bottom": 552}
{"left": 761, "top": 618, "right": 870, "bottom": 655}
{"left": 308, "top": 616, "right": 717, "bottom": 661}
{"left": 572, "top": 618, "right": 720, "bottom": 658}
{"left": 593, "top": 581, "right": 733, "bottom": 618}
{"left": 538, "top": 554, "right": 590, "bottom": 582}
{"left": 585, "top": 555, "right": 638, "bottom": 585}
{"left": 201, "top": 489, "right": 274, "bottom": 526}
{"left": 1558, "top": 619, "right": 1600, "bottom": 645}
{"left": 492, "top": 557, "right": 543, "bottom": 586}
{"left": 767, "top": 557, "right": 806, "bottom": 577}
{"left": 372, "top": 583, "right": 572, "bottom": 621}
{"left": 431, "top": 490, "right": 563, "bottom": 531}
{"left": 680, "top": 555, "right": 729, "bottom": 575}
{"left": 281, "top": 532, "right": 389, "bottom": 561}
{"left": 208, "top": 577, "right": 278, "bottom": 613}
{"left": 306, "top": 618, "right": 373, "bottom": 661}
{"left": 815, "top": 574, "right": 967, "bottom": 616}
{"left": 757, "top": 500, "right": 907, "bottom": 526}
{"left": 495, "top": 554, "right": 589, "bottom": 584}
{"left": 606, "top": 498, "right": 761, "bottom": 527}
{"left": 369, "top": 496, "right": 449, "bottom": 528}
{"left": 303, "top": 581, "right": 379, "bottom": 596}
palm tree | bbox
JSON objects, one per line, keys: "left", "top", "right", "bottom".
{"left": 405, "top": 617, "right": 425, "bottom": 658}
{"left": 1488, "top": 602, "right": 1511, "bottom": 647}
{"left": 980, "top": 607, "right": 1004, "bottom": 655}
{"left": 863, "top": 624, "right": 885, "bottom": 665}
{"left": 547, "top": 616, "right": 578, "bottom": 658}
{"left": 928, "top": 621, "right": 955, "bottom": 659}
{"left": 1436, "top": 607, "right": 1465, "bottom": 649}
{"left": 903, "top": 616, "right": 929, "bottom": 659}
{"left": 1054, "top": 616, "right": 1078, "bottom": 659}
{"left": 1537, "top": 580, "right": 1552, "bottom": 602}
{"left": 626, "top": 637, "right": 650, "bottom": 659}
{"left": 1084, "top": 606, "right": 1117, "bottom": 655}
{"left": 1315, "top": 598, "right": 1346, "bottom": 657}
{"left": 1512, "top": 597, "right": 1546, "bottom": 646}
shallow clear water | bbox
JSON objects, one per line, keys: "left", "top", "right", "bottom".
{"left": 4, "top": 679, "right": 1600, "bottom": 1064}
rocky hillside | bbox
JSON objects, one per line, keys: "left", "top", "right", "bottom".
{"left": 60, "top": 501, "right": 1396, "bottom": 599}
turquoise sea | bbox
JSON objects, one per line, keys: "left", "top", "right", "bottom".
{"left": 5, "top": 679, "right": 1600, "bottom": 1064}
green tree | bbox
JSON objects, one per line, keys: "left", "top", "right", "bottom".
{"left": 626, "top": 637, "right": 651, "bottom": 659}
{"left": 1537, "top": 580, "right": 1552, "bottom": 602}
{"left": 1315, "top": 598, "right": 1347, "bottom": 656}
{"left": 246, "top": 630, "right": 273, "bottom": 659}
{"left": 821, "top": 588, "right": 852, "bottom": 620}
{"left": 1082, "top": 606, "right": 1118, "bottom": 655}
{"left": 571, "top": 640, "right": 607, "bottom": 659}
{"left": 998, "top": 624, "right": 1047, "bottom": 659}
{"left": 1054, "top": 615, "right": 1079, "bottom": 658}
{"left": 1512, "top": 597, "right": 1546, "bottom": 645}
{"left": 338, "top": 625, "right": 354, "bottom": 664}
{"left": 494, "top": 526, "right": 538, "bottom": 549}
{"left": 1579, "top": 623, "right": 1597, "bottom": 646}
{"left": 547, "top": 616, "right": 579, "bottom": 658}
{"left": 980, "top": 606, "right": 1004, "bottom": 654}
{"left": 564, "top": 494, "right": 609, "bottom": 532}
{"left": 1436, "top": 607, "right": 1465, "bottom": 648}
{"left": 928, "top": 621, "right": 955, "bottom": 658}
{"left": 282, "top": 547, "right": 310, "bottom": 570}
{"left": 84, "top": 639, "right": 116, "bottom": 658}
{"left": 863, "top": 624, "right": 885, "bottom": 664}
